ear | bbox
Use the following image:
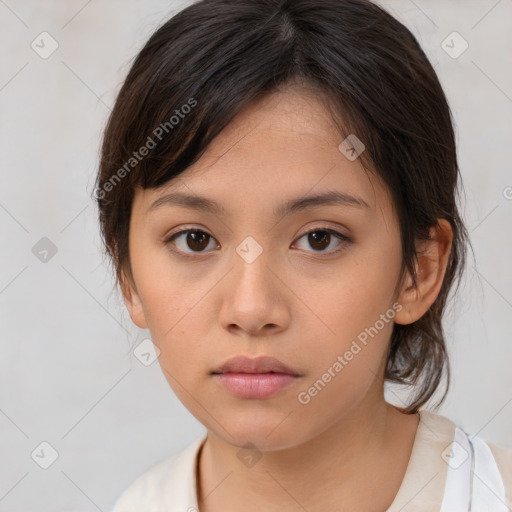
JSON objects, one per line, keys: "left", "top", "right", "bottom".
{"left": 119, "top": 268, "right": 148, "bottom": 329}
{"left": 394, "top": 219, "right": 453, "bottom": 325}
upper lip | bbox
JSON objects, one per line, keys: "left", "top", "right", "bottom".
{"left": 212, "top": 355, "right": 300, "bottom": 376}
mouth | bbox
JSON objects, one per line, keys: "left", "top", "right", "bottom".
{"left": 212, "top": 355, "right": 300, "bottom": 376}
{"left": 211, "top": 355, "right": 301, "bottom": 399}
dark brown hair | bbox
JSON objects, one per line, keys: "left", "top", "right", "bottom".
{"left": 93, "top": 0, "right": 471, "bottom": 414}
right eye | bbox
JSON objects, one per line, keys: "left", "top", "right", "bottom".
{"left": 164, "top": 229, "right": 219, "bottom": 257}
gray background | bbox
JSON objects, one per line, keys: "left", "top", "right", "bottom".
{"left": 0, "top": 0, "right": 511, "bottom": 510}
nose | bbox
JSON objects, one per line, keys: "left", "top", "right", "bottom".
{"left": 218, "top": 244, "right": 291, "bottom": 338}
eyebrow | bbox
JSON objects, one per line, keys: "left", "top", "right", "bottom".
{"left": 148, "top": 190, "right": 370, "bottom": 217}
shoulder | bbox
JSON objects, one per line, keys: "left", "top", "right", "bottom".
{"left": 487, "top": 439, "right": 512, "bottom": 472}
{"left": 420, "top": 409, "right": 512, "bottom": 509}
{"left": 111, "top": 434, "right": 206, "bottom": 512}
{"left": 486, "top": 439, "right": 512, "bottom": 508}
{"left": 113, "top": 453, "right": 180, "bottom": 507}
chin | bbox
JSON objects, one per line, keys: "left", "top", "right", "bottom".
{"left": 209, "top": 412, "right": 309, "bottom": 452}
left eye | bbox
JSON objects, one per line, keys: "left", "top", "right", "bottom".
{"left": 293, "top": 228, "right": 350, "bottom": 253}
{"left": 164, "top": 228, "right": 350, "bottom": 256}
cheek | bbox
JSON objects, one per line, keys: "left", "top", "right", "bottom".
{"left": 131, "top": 238, "right": 203, "bottom": 331}
{"left": 300, "top": 250, "right": 401, "bottom": 386}
{"left": 128, "top": 254, "right": 197, "bottom": 366}
{"left": 134, "top": 276, "right": 220, "bottom": 389}
{"left": 294, "top": 282, "right": 397, "bottom": 425}
{"left": 311, "top": 258, "right": 400, "bottom": 342}
{"left": 141, "top": 284, "right": 208, "bottom": 372}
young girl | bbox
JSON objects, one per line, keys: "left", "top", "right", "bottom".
{"left": 94, "top": 0, "right": 511, "bottom": 510}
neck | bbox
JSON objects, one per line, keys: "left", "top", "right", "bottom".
{"left": 196, "top": 400, "right": 419, "bottom": 512}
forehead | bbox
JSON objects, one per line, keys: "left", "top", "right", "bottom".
{"left": 133, "top": 85, "right": 391, "bottom": 219}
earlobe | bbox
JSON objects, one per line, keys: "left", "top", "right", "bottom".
{"left": 394, "top": 219, "right": 453, "bottom": 325}
{"left": 119, "top": 270, "right": 148, "bottom": 329}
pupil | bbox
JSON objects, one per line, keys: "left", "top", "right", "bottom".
{"left": 187, "top": 231, "right": 209, "bottom": 251}
{"left": 309, "top": 231, "right": 330, "bottom": 251}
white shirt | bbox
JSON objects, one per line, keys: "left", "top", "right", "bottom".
{"left": 112, "top": 410, "right": 512, "bottom": 511}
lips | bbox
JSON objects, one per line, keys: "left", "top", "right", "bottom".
{"left": 215, "top": 373, "right": 297, "bottom": 399}
{"left": 212, "top": 355, "right": 300, "bottom": 376}
{"left": 211, "top": 355, "right": 301, "bottom": 399}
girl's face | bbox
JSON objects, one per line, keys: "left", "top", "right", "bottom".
{"left": 123, "top": 85, "right": 408, "bottom": 450}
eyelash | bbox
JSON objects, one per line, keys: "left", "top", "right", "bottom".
{"left": 163, "top": 227, "right": 352, "bottom": 259}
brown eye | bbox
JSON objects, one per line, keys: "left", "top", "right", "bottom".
{"left": 166, "top": 229, "right": 218, "bottom": 254}
{"left": 165, "top": 226, "right": 351, "bottom": 259}
{"left": 294, "top": 228, "right": 351, "bottom": 254}
{"left": 185, "top": 230, "right": 210, "bottom": 251}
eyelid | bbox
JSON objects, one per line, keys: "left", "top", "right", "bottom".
{"left": 299, "top": 225, "right": 350, "bottom": 240}
{"left": 163, "top": 224, "right": 211, "bottom": 239}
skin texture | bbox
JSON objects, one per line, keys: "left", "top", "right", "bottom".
{"left": 121, "top": 83, "right": 453, "bottom": 511}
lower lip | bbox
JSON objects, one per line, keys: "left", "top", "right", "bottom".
{"left": 213, "top": 372, "right": 298, "bottom": 399}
